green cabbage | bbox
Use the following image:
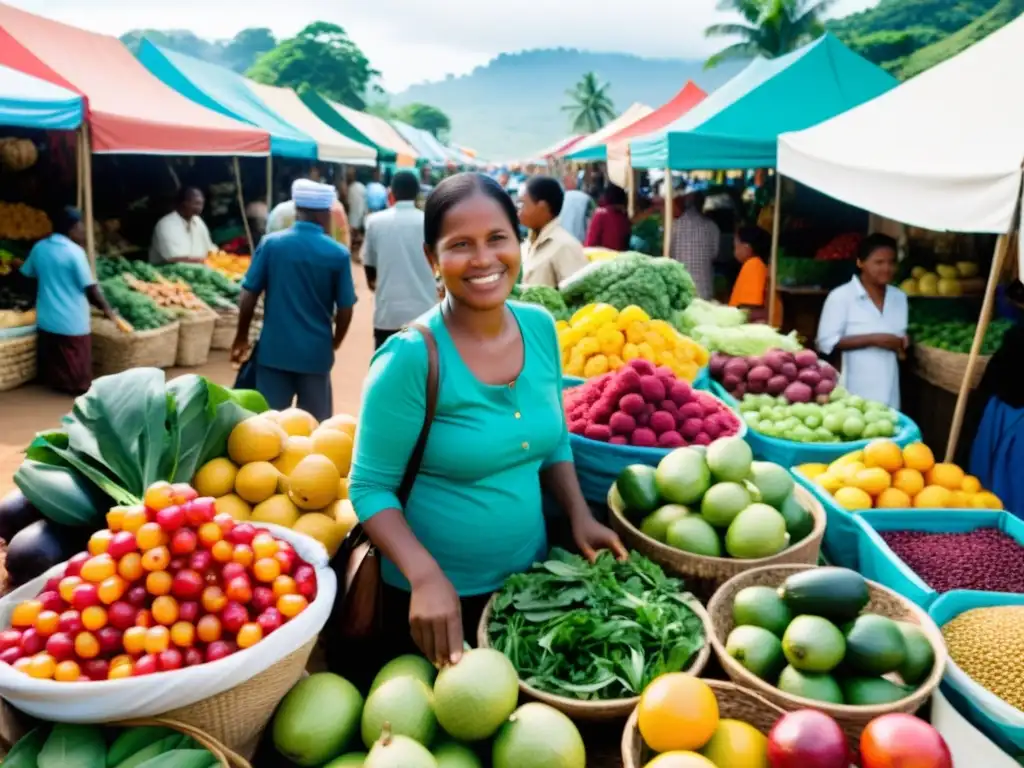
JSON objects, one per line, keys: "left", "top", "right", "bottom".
{"left": 676, "top": 299, "right": 747, "bottom": 334}
{"left": 559, "top": 253, "right": 696, "bottom": 320}
{"left": 691, "top": 324, "right": 803, "bottom": 356}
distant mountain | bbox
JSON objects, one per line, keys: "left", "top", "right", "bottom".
{"left": 390, "top": 50, "right": 744, "bottom": 161}
{"left": 120, "top": 28, "right": 276, "bottom": 74}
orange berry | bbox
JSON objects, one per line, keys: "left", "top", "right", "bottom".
{"left": 144, "top": 626, "right": 170, "bottom": 655}
{"left": 58, "top": 577, "right": 82, "bottom": 604}
{"left": 253, "top": 558, "right": 281, "bottom": 583}
{"left": 88, "top": 530, "right": 113, "bottom": 556}
{"left": 123, "top": 626, "right": 147, "bottom": 655}
{"left": 13, "top": 657, "right": 31, "bottom": 674}
{"left": 232, "top": 545, "right": 254, "bottom": 567}
{"left": 170, "top": 621, "right": 195, "bottom": 648}
{"left": 142, "top": 546, "right": 171, "bottom": 572}
{"left": 252, "top": 533, "right": 279, "bottom": 560}
{"left": 106, "top": 506, "right": 127, "bottom": 531}
{"left": 27, "top": 653, "right": 57, "bottom": 679}
{"left": 136, "top": 522, "right": 167, "bottom": 551}
{"left": 98, "top": 575, "right": 128, "bottom": 605}
{"left": 236, "top": 622, "right": 263, "bottom": 649}
{"left": 81, "top": 606, "right": 108, "bottom": 632}
{"left": 198, "top": 522, "right": 223, "bottom": 547}
{"left": 135, "top": 609, "right": 153, "bottom": 628}
{"left": 117, "top": 552, "right": 144, "bottom": 582}
{"left": 34, "top": 610, "right": 60, "bottom": 636}
{"left": 108, "top": 663, "right": 133, "bottom": 680}
{"left": 81, "top": 554, "right": 117, "bottom": 583}
{"left": 210, "top": 540, "right": 234, "bottom": 563}
{"left": 143, "top": 481, "right": 174, "bottom": 511}
{"left": 272, "top": 576, "right": 297, "bottom": 598}
{"left": 277, "top": 594, "right": 308, "bottom": 619}
{"left": 110, "top": 654, "right": 133, "bottom": 669}
{"left": 121, "top": 506, "right": 149, "bottom": 533}
{"left": 11, "top": 600, "right": 43, "bottom": 628}
{"left": 74, "top": 632, "right": 100, "bottom": 659}
{"left": 151, "top": 596, "right": 179, "bottom": 626}
{"left": 201, "top": 586, "right": 228, "bottom": 614}
{"left": 196, "top": 614, "right": 222, "bottom": 643}
{"left": 54, "top": 660, "right": 81, "bottom": 682}
{"left": 146, "top": 570, "right": 173, "bottom": 596}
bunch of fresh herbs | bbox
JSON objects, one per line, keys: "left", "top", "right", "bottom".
{"left": 487, "top": 548, "right": 705, "bottom": 700}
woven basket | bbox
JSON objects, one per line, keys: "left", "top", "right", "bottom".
{"left": 608, "top": 484, "right": 825, "bottom": 601}
{"left": 92, "top": 319, "right": 180, "bottom": 376}
{"left": 477, "top": 593, "right": 711, "bottom": 721}
{"left": 176, "top": 308, "right": 218, "bottom": 367}
{"left": 0, "top": 333, "right": 35, "bottom": 392}
{"left": 211, "top": 311, "right": 239, "bottom": 351}
{"left": 706, "top": 564, "right": 947, "bottom": 745}
{"left": 115, "top": 717, "right": 252, "bottom": 767}
{"left": 620, "top": 679, "right": 786, "bottom": 767}
{"left": 154, "top": 636, "right": 316, "bottom": 758}
{"left": 913, "top": 344, "right": 989, "bottom": 393}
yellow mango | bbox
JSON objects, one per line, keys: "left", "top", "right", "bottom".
{"left": 583, "top": 355, "right": 610, "bottom": 377}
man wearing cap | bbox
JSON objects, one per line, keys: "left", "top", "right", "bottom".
{"left": 231, "top": 180, "right": 357, "bottom": 421}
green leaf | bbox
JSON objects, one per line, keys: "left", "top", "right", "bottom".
{"left": 166, "top": 375, "right": 212, "bottom": 483}
{"left": 37, "top": 723, "right": 106, "bottom": 768}
{"left": 106, "top": 727, "right": 180, "bottom": 767}
{"left": 110, "top": 735, "right": 186, "bottom": 768}
{"left": 29, "top": 431, "right": 138, "bottom": 506}
{"left": 14, "top": 458, "right": 105, "bottom": 526}
{"left": 135, "top": 750, "right": 218, "bottom": 768}
{"left": 3, "top": 726, "right": 49, "bottom": 768}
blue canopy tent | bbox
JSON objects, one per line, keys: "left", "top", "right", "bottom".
{"left": 391, "top": 120, "right": 448, "bottom": 166}
{"left": 0, "top": 62, "right": 82, "bottom": 130}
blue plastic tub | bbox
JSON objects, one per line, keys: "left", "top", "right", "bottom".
{"left": 792, "top": 468, "right": 871, "bottom": 570}
{"left": 929, "top": 591, "right": 1024, "bottom": 755}
{"left": 854, "top": 510, "right": 1024, "bottom": 609}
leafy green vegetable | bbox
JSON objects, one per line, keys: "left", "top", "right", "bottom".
{"left": 675, "top": 298, "right": 747, "bottom": 335}
{"left": 99, "top": 276, "right": 174, "bottom": 331}
{"left": 691, "top": 323, "right": 802, "bottom": 356}
{"left": 134, "top": 750, "right": 218, "bottom": 768}
{"left": 3, "top": 726, "right": 48, "bottom": 768}
{"left": 559, "top": 253, "right": 696, "bottom": 321}
{"left": 14, "top": 458, "right": 108, "bottom": 526}
{"left": 106, "top": 727, "right": 182, "bottom": 767}
{"left": 487, "top": 549, "right": 705, "bottom": 700}
{"left": 513, "top": 285, "right": 570, "bottom": 321}
{"left": 38, "top": 723, "right": 106, "bottom": 768}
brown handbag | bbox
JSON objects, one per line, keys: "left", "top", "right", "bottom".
{"left": 327, "top": 322, "right": 440, "bottom": 640}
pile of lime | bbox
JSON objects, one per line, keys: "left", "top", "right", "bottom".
{"left": 739, "top": 387, "right": 899, "bottom": 443}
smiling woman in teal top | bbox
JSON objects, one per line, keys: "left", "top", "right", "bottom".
{"left": 348, "top": 172, "right": 625, "bottom": 669}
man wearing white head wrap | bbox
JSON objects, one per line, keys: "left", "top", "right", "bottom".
{"left": 232, "top": 179, "right": 357, "bottom": 420}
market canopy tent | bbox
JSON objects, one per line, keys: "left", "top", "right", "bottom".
{"left": 300, "top": 90, "right": 417, "bottom": 166}
{"left": 556, "top": 103, "right": 653, "bottom": 158}
{"left": 391, "top": 120, "right": 448, "bottom": 165}
{"left": 630, "top": 34, "right": 897, "bottom": 171}
{"left": 137, "top": 39, "right": 315, "bottom": 159}
{"left": 527, "top": 134, "right": 588, "bottom": 163}
{"left": 245, "top": 80, "right": 376, "bottom": 166}
{"left": 0, "top": 62, "right": 82, "bottom": 130}
{"left": 778, "top": 17, "right": 1024, "bottom": 237}
{"left": 0, "top": 4, "right": 268, "bottom": 154}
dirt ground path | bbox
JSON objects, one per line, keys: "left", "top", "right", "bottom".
{"left": 0, "top": 269, "right": 377, "bottom": 497}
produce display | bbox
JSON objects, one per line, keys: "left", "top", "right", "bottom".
{"left": 689, "top": 323, "right": 801, "bottom": 358}
{"left": 565, "top": 360, "right": 739, "bottom": 448}
{"left": 909, "top": 315, "right": 1013, "bottom": 356}
{"left": 205, "top": 250, "right": 250, "bottom": 281}
{"left": 942, "top": 606, "right": 1024, "bottom": 712}
{"left": 559, "top": 253, "right": 697, "bottom": 323}
{"left": 122, "top": 273, "right": 206, "bottom": 312}
{"left": 558, "top": 303, "right": 708, "bottom": 381}
{"left": 724, "top": 567, "right": 936, "bottom": 706}
{"left": 0, "top": 202, "right": 51, "bottom": 240}
{"left": 710, "top": 348, "right": 838, "bottom": 402}
{"left": 486, "top": 549, "right": 705, "bottom": 700}
{"left": 510, "top": 284, "right": 569, "bottom": 321}
{"left": 269, "top": 652, "right": 585, "bottom": 767}
{"left": 900, "top": 263, "right": 978, "bottom": 297}
{"left": 815, "top": 232, "right": 862, "bottom": 261}
{"left": 879, "top": 529, "right": 1024, "bottom": 593}
{"left": 99, "top": 276, "right": 176, "bottom": 330}
{"left": 739, "top": 385, "right": 903, "bottom": 443}
{"left": 193, "top": 408, "right": 358, "bottom": 556}
{"left": 1, "top": 481, "right": 314, "bottom": 680}
{"left": 0, "top": 137, "right": 39, "bottom": 171}
{"left": 3, "top": 722, "right": 227, "bottom": 767}
{"left": 613, "top": 438, "right": 815, "bottom": 559}
{"left": 159, "top": 262, "right": 242, "bottom": 311}
{"left": 674, "top": 298, "right": 746, "bottom": 336}
{"left": 801, "top": 439, "right": 1004, "bottom": 510}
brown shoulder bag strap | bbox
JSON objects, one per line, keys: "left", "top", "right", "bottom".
{"left": 396, "top": 323, "right": 440, "bottom": 505}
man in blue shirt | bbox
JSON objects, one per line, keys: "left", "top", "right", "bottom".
{"left": 365, "top": 168, "right": 389, "bottom": 213}
{"left": 231, "top": 180, "right": 357, "bottom": 421}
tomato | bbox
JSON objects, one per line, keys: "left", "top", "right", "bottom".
{"left": 860, "top": 714, "right": 952, "bottom": 768}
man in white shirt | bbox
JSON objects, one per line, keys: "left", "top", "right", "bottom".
{"left": 149, "top": 187, "right": 215, "bottom": 265}
{"left": 361, "top": 170, "right": 438, "bottom": 349}
{"left": 519, "top": 175, "right": 589, "bottom": 288}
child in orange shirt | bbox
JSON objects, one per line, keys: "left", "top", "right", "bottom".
{"left": 729, "top": 225, "right": 780, "bottom": 322}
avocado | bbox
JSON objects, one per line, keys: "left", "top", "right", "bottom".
{"left": 726, "top": 625, "right": 786, "bottom": 680}
{"left": 841, "top": 677, "right": 913, "bottom": 706}
{"left": 896, "top": 622, "right": 936, "bottom": 686}
{"left": 777, "top": 666, "right": 844, "bottom": 704}
{"left": 615, "top": 465, "right": 661, "bottom": 515}
{"left": 842, "top": 614, "right": 907, "bottom": 676}
{"left": 779, "top": 493, "right": 815, "bottom": 543}
{"left": 779, "top": 567, "right": 869, "bottom": 624}
{"left": 732, "top": 586, "right": 793, "bottom": 637}
{"left": 782, "top": 615, "right": 846, "bottom": 673}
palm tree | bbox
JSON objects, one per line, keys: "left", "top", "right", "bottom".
{"left": 704, "top": 0, "right": 838, "bottom": 69}
{"left": 562, "top": 72, "right": 617, "bottom": 133}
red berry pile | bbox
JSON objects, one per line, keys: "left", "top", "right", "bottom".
{"left": 565, "top": 359, "right": 741, "bottom": 448}
{"left": 0, "top": 481, "right": 315, "bottom": 682}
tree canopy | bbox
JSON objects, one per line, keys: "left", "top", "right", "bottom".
{"left": 562, "top": 72, "right": 616, "bottom": 133}
{"left": 704, "top": 0, "right": 838, "bottom": 68}
{"left": 396, "top": 103, "right": 452, "bottom": 139}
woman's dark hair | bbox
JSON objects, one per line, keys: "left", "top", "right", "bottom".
{"left": 390, "top": 170, "right": 420, "bottom": 202}
{"left": 858, "top": 233, "right": 898, "bottom": 262}
{"left": 54, "top": 206, "right": 82, "bottom": 236}
{"left": 603, "top": 184, "right": 627, "bottom": 207}
{"left": 736, "top": 225, "right": 771, "bottom": 259}
{"left": 423, "top": 172, "right": 521, "bottom": 248}
{"left": 524, "top": 175, "right": 564, "bottom": 217}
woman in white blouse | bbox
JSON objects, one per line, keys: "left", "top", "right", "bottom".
{"left": 816, "top": 234, "right": 909, "bottom": 409}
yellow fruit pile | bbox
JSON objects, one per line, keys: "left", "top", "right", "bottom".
{"left": 205, "top": 251, "right": 250, "bottom": 281}
{"left": 800, "top": 439, "right": 1004, "bottom": 511}
{"left": 193, "top": 408, "right": 358, "bottom": 556}
{"left": 557, "top": 303, "right": 708, "bottom": 382}
{"left": 0, "top": 202, "right": 51, "bottom": 240}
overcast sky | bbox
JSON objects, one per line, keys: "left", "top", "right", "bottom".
{"left": 9, "top": 0, "right": 880, "bottom": 91}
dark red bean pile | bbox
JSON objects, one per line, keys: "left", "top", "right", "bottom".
{"left": 880, "top": 528, "right": 1024, "bottom": 593}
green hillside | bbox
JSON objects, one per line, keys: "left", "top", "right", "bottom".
{"left": 899, "top": 0, "right": 1024, "bottom": 76}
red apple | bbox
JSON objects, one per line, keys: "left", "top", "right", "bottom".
{"left": 274, "top": 548, "right": 296, "bottom": 575}
{"left": 185, "top": 498, "right": 215, "bottom": 526}
{"left": 0, "top": 629, "right": 22, "bottom": 651}
{"left": 107, "top": 531, "right": 139, "bottom": 559}
{"left": 108, "top": 602, "right": 137, "bottom": 630}
{"left": 126, "top": 586, "right": 148, "bottom": 607}
{"left": 183, "top": 647, "right": 204, "bottom": 667}
{"left": 37, "top": 590, "right": 65, "bottom": 613}
{"left": 71, "top": 584, "right": 100, "bottom": 611}
{"left": 171, "top": 569, "right": 204, "bottom": 600}
{"left": 213, "top": 512, "right": 236, "bottom": 534}
{"left": 158, "top": 648, "right": 183, "bottom": 671}
{"left": 293, "top": 565, "right": 316, "bottom": 599}
{"left": 860, "top": 714, "right": 952, "bottom": 768}
{"left": 170, "top": 529, "right": 198, "bottom": 556}
{"left": 58, "top": 610, "right": 84, "bottom": 634}
{"left": 45, "top": 632, "right": 75, "bottom": 661}
{"left": 257, "top": 608, "right": 283, "bottom": 635}
{"left": 64, "top": 552, "right": 90, "bottom": 578}
{"left": 97, "top": 627, "right": 123, "bottom": 655}
{"left": 19, "top": 627, "right": 44, "bottom": 655}
{"left": 133, "top": 655, "right": 158, "bottom": 676}
{"left": 178, "top": 601, "right": 200, "bottom": 624}
{"left": 225, "top": 576, "right": 252, "bottom": 604}
{"left": 767, "top": 710, "right": 849, "bottom": 768}
{"left": 221, "top": 602, "right": 249, "bottom": 634}
{"left": 82, "top": 659, "right": 110, "bottom": 681}
{"left": 220, "top": 562, "right": 247, "bottom": 584}
{"left": 171, "top": 484, "right": 199, "bottom": 506}
{"left": 227, "top": 523, "right": 257, "bottom": 545}
{"left": 156, "top": 505, "right": 185, "bottom": 532}
{"left": 189, "top": 550, "right": 213, "bottom": 574}
{"left": 43, "top": 576, "right": 62, "bottom": 593}
{"left": 0, "top": 647, "right": 23, "bottom": 665}
{"left": 205, "top": 640, "right": 234, "bottom": 662}
{"left": 251, "top": 587, "right": 276, "bottom": 613}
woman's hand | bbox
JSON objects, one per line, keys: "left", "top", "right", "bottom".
{"left": 572, "top": 516, "right": 628, "bottom": 563}
{"left": 409, "top": 569, "right": 463, "bottom": 668}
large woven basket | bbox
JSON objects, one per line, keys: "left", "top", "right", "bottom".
{"left": 211, "top": 311, "right": 239, "bottom": 351}
{"left": 913, "top": 344, "right": 989, "bottom": 393}
{"left": 477, "top": 593, "right": 711, "bottom": 721}
{"left": 608, "top": 484, "right": 825, "bottom": 601}
{"left": 706, "top": 564, "right": 947, "bottom": 746}
{"left": 0, "top": 333, "right": 35, "bottom": 392}
{"left": 91, "top": 319, "right": 180, "bottom": 376}
{"left": 176, "top": 308, "right": 218, "bottom": 367}
{"left": 620, "top": 679, "right": 787, "bottom": 767}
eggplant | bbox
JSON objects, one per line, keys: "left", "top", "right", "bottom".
{"left": 0, "top": 489, "right": 42, "bottom": 543}
{"left": 5, "top": 519, "right": 76, "bottom": 587}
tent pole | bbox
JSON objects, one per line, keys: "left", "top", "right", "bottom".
{"left": 233, "top": 157, "right": 255, "bottom": 256}
{"left": 266, "top": 155, "right": 273, "bottom": 208}
{"left": 945, "top": 233, "right": 1012, "bottom": 462}
{"left": 82, "top": 123, "right": 96, "bottom": 272}
{"left": 767, "top": 171, "right": 783, "bottom": 327}
{"left": 662, "top": 167, "right": 672, "bottom": 259}
{"left": 626, "top": 149, "right": 636, "bottom": 219}
{"left": 75, "top": 129, "right": 84, "bottom": 211}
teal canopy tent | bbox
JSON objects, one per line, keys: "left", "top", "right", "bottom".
{"left": 0, "top": 63, "right": 82, "bottom": 130}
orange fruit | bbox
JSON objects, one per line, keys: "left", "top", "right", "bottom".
{"left": 638, "top": 673, "right": 719, "bottom": 753}
{"left": 972, "top": 491, "right": 1004, "bottom": 510}
{"left": 834, "top": 486, "right": 873, "bottom": 511}
{"left": 851, "top": 467, "right": 892, "bottom": 497}
{"left": 863, "top": 439, "right": 903, "bottom": 472}
{"left": 875, "top": 488, "right": 912, "bottom": 509}
{"left": 833, "top": 462, "right": 866, "bottom": 484}
{"left": 948, "top": 490, "right": 971, "bottom": 508}
{"left": 902, "top": 443, "right": 935, "bottom": 473}
{"left": 926, "top": 463, "right": 966, "bottom": 491}
{"left": 798, "top": 463, "right": 829, "bottom": 479}
{"left": 892, "top": 468, "right": 925, "bottom": 498}
{"left": 914, "top": 485, "right": 952, "bottom": 508}
{"left": 961, "top": 475, "right": 982, "bottom": 494}
{"left": 644, "top": 753, "right": 717, "bottom": 768}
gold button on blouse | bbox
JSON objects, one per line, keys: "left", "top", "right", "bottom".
{"left": 514, "top": 411, "right": 522, "bottom": 419}
{"left": 521, "top": 442, "right": 529, "bottom": 450}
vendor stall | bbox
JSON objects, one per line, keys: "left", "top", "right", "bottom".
{"left": 390, "top": 119, "right": 450, "bottom": 166}
{"left": 300, "top": 91, "right": 418, "bottom": 167}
